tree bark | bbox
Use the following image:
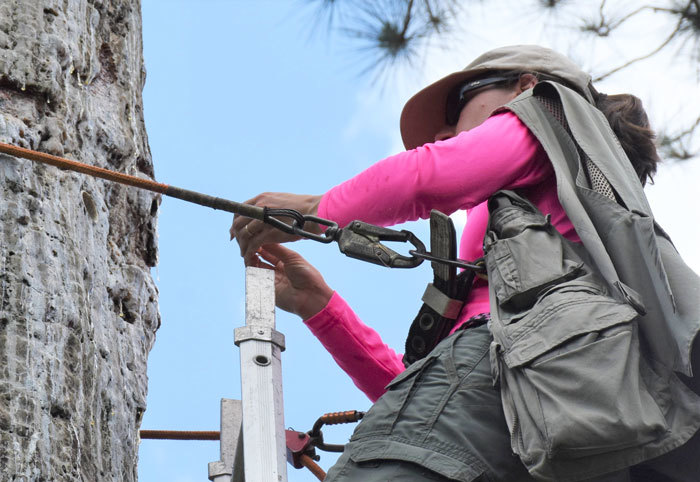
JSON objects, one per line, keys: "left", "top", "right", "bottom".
{"left": 0, "top": 1, "right": 158, "bottom": 480}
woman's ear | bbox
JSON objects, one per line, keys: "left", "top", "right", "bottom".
{"left": 517, "top": 73, "right": 538, "bottom": 93}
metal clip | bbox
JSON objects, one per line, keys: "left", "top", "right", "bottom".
{"left": 336, "top": 221, "right": 426, "bottom": 268}
{"left": 264, "top": 208, "right": 339, "bottom": 244}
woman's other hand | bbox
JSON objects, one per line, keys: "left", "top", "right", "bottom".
{"left": 248, "top": 243, "right": 333, "bottom": 320}
{"left": 230, "top": 192, "right": 322, "bottom": 264}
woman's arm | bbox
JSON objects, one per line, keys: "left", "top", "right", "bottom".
{"left": 231, "top": 112, "right": 547, "bottom": 260}
{"left": 304, "top": 292, "right": 405, "bottom": 402}
{"left": 319, "top": 111, "right": 549, "bottom": 228}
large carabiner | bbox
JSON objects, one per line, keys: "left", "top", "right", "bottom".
{"left": 335, "top": 221, "right": 426, "bottom": 268}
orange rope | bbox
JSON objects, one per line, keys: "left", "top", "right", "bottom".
{"left": 141, "top": 430, "right": 327, "bottom": 480}
{"left": 139, "top": 430, "right": 220, "bottom": 441}
{"left": 300, "top": 454, "right": 326, "bottom": 480}
{"left": 0, "top": 141, "right": 266, "bottom": 219}
{"left": 0, "top": 142, "right": 170, "bottom": 193}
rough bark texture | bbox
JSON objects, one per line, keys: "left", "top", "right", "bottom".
{"left": 0, "top": 1, "right": 159, "bottom": 480}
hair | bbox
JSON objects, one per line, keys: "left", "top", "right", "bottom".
{"left": 589, "top": 87, "right": 660, "bottom": 186}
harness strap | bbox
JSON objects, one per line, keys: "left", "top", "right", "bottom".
{"left": 421, "top": 283, "right": 463, "bottom": 319}
{"left": 403, "top": 210, "right": 474, "bottom": 366}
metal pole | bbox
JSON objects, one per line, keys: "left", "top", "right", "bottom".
{"left": 208, "top": 399, "right": 243, "bottom": 482}
{"left": 234, "top": 267, "right": 288, "bottom": 481}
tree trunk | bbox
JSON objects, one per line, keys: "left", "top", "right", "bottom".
{"left": 0, "top": 1, "right": 158, "bottom": 480}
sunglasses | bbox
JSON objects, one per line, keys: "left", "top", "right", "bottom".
{"left": 445, "top": 75, "right": 518, "bottom": 125}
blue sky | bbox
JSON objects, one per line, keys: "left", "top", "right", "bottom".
{"left": 137, "top": 2, "right": 700, "bottom": 481}
{"left": 138, "top": 2, "right": 425, "bottom": 481}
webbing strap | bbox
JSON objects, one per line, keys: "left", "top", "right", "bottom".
{"left": 421, "top": 283, "right": 463, "bottom": 319}
{"left": 403, "top": 210, "right": 472, "bottom": 366}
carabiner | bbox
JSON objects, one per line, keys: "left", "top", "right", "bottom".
{"left": 264, "top": 208, "right": 339, "bottom": 244}
{"left": 336, "top": 221, "right": 426, "bottom": 268}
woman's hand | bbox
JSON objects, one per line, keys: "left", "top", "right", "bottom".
{"left": 230, "top": 192, "right": 322, "bottom": 264}
{"left": 247, "top": 243, "right": 333, "bottom": 320}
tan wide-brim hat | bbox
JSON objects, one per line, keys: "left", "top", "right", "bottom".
{"left": 399, "top": 45, "right": 594, "bottom": 150}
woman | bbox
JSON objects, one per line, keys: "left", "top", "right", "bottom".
{"left": 231, "top": 46, "right": 700, "bottom": 481}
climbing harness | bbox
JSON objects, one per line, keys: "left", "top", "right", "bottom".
{"left": 0, "top": 142, "right": 485, "bottom": 274}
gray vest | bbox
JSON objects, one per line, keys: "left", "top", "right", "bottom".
{"left": 505, "top": 82, "right": 700, "bottom": 376}
{"left": 493, "top": 82, "right": 700, "bottom": 478}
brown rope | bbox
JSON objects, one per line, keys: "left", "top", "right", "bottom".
{"left": 300, "top": 454, "right": 326, "bottom": 481}
{"left": 139, "top": 430, "right": 220, "bottom": 441}
{"left": 0, "top": 142, "right": 170, "bottom": 193}
{"left": 141, "top": 430, "right": 327, "bottom": 480}
{"left": 0, "top": 141, "right": 266, "bottom": 220}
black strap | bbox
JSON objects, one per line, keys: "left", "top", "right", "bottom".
{"left": 403, "top": 271, "right": 475, "bottom": 366}
{"left": 403, "top": 211, "right": 474, "bottom": 366}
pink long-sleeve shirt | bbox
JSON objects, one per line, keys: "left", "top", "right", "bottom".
{"left": 305, "top": 111, "right": 578, "bottom": 402}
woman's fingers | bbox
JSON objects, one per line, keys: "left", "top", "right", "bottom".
{"left": 229, "top": 192, "right": 323, "bottom": 257}
{"left": 230, "top": 217, "right": 261, "bottom": 241}
{"left": 243, "top": 251, "right": 264, "bottom": 268}
{"left": 232, "top": 218, "right": 272, "bottom": 258}
{"left": 255, "top": 244, "right": 333, "bottom": 320}
{"left": 229, "top": 194, "right": 262, "bottom": 240}
{"left": 258, "top": 244, "right": 315, "bottom": 287}
{"left": 245, "top": 255, "right": 276, "bottom": 271}
{"left": 257, "top": 246, "right": 282, "bottom": 267}
{"left": 259, "top": 243, "right": 302, "bottom": 264}
{"left": 232, "top": 218, "right": 300, "bottom": 258}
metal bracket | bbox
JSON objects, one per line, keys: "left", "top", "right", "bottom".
{"left": 234, "top": 325, "right": 286, "bottom": 351}
{"left": 421, "top": 283, "right": 464, "bottom": 320}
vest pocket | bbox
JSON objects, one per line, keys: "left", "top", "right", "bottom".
{"left": 485, "top": 190, "right": 670, "bottom": 475}
{"left": 486, "top": 215, "right": 583, "bottom": 316}
{"left": 494, "top": 292, "right": 668, "bottom": 462}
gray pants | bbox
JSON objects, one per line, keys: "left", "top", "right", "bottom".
{"left": 325, "top": 325, "right": 700, "bottom": 481}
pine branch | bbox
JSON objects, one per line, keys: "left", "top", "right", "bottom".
{"left": 658, "top": 115, "right": 700, "bottom": 161}
{"left": 593, "top": 15, "right": 683, "bottom": 81}
{"left": 580, "top": 3, "right": 651, "bottom": 37}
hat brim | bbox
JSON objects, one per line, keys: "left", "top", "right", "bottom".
{"left": 400, "top": 67, "right": 495, "bottom": 150}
